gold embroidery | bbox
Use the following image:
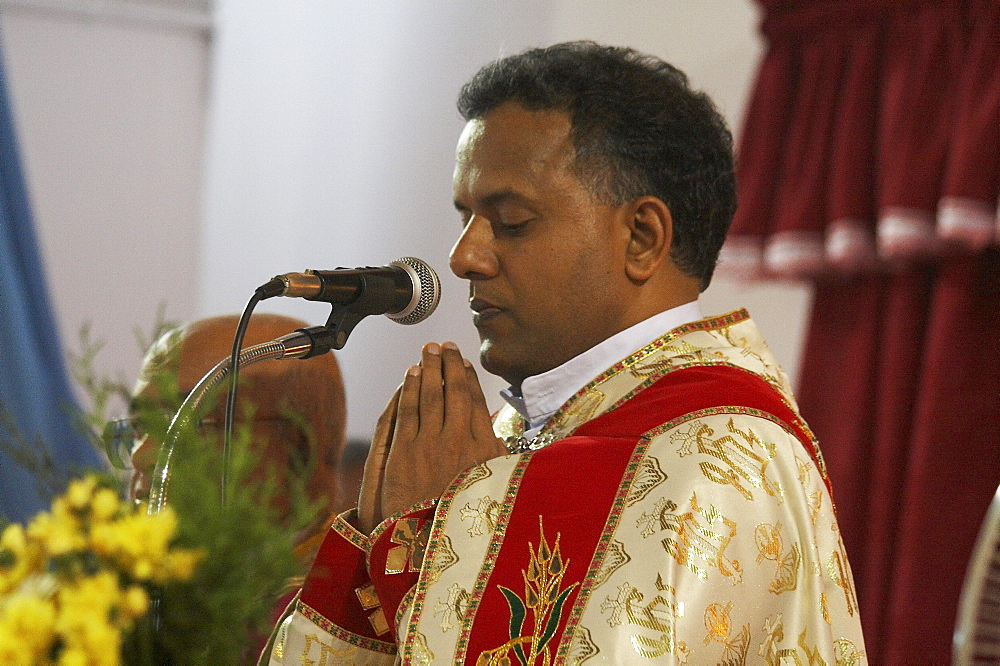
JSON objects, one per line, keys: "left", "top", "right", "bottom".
{"left": 638, "top": 493, "right": 743, "bottom": 584}
{"left": 821, "top": 593, "right": 830, "bottom": 624}
{"left": 549, "top": 389, "right": 605, "bottom": 434}
{"left": 479, "top": 518, "right": 578, "bottom": 666}
{"left": 456, "top": 463, "right": 493, "bottom": 492}
{"left": 355, "top": 583, "right": 379, "bottom": 610}
{"left": 626, "top": 455, "right": 668, "bottom": 506}
{"left": 368, "top": 608, "right": 390, "bottom": 636}
{"left": 460, "top": 496, "right": 501, "bottom": 537}
{"left": 834, "top": 638, "right": 864, "bottom": 666}
{"left": 385, "top": 517, "right": 431, "bottom": 575}
{"left": 433, "top": 582, "right": 470, "bottom": 632}
{"left": 760, "top": 619, "right": 859, "bottom": 666}
{"left": 565, "top": 624, "right": 599, "bottom": 664}
{"left": 671, "top": 420, "right": 713, "bottom": 457}
{"left": 425, "top": 533, "right": 459, "bottom": 584}
{"left": 593, "top": 540, "right": 631, "bottom": 588}
{"left": 827, "top": 541, "right": 859, "bottom": 617}
{"left": 300, "top": 633, "right": 357, "bottom": 664}
{"left": 754, "top": 522, "right": 801, "bottom": 594}
{"left": 703, "top": 602, "right": 750, "bottom": 664}
{"left": 271, "top": 613, "right": 291, "bottom": 660}
{"left": 410, "top": 631, "right": 435, "bottom": 665}
{"left": 691, "top": 418, "right": 783, "bottom": 503}
{"left": 600, "top": 575, "right": 688, "bottom": 660}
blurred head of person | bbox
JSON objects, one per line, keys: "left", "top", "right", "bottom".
{"left": 121, "top": 314, "right": 347, "bottom": 533}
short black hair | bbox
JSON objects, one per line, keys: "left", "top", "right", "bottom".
{"left": 457, "top": 41, "right": 736, "bottom": 291}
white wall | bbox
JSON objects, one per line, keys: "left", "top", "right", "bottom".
{"left": 0, "top": 2, "right": 210, "bottom": 407}
{"left": 3, "top": 1, "right": 813, "bottom": 441}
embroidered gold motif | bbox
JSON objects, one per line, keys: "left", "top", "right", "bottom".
{"left": 456, "top": 463, "right": 493, "bottom": 492}
{"left": 593, "top": 540, "right": 631, "bottom": 588}
{"left": 355, "top": 583, "right": 379, "bottom": 610}
{"left": 425, "top": 533, "right": 459, "bottom": 584}
{"left": 367, "top": 608, "right": 390, "bottom": 636}
{"left": 478, "top": 518, "right": 578, "bottom": 666}
{"left": 671, "top": 420, "right": 713, "bottom": 457}
{"left": 834, "top": 638, "right": 865, "bottom": 665}
{"left": 565, "top": 624, "right": 600, "bottom": 664}
{"left": 795, "top": 456, "right": 812, "bottom": 486}
{"left": 638, "top": 493, "right": 743, "bottom": 584}
{"left": 300, "top": 633, "right": 357, "bottom": 664}
{"left": 754, "top": 522, "right": 802, "bottom": 594}
{"left": 827, "top": 541, "right": 859, "bottom": 617}
{"left": 385, "top": 517, "right": 431, "bottom": 575}
{"left": 460, "top": 495, "right": 502, "bottom": 537}
{"left": 271, "top": 613, "right": 291, "bottom": 660}
{"left": 690, "top": 418, "right": 784, "bottom": 503}
{"left": 549, "top": 389, "right": 605, "bottom": 434}
{"left": 821, "top": 593, "right": 831, "bottom": 624}
{"left": 410, "top": 631, "right": 435, "bottom": 665}
{"left": 758, "top": 614, "right": 784, "bottom": 662}
{"left": 627, "top": 455, "right": 668, "bottom": 506}
{"left": 600, "top": 574, "right": 688, "bottom": 660}
{"left": 703, "top": 602, "right": 750, "bottom": 664}
{"left": 433, "top": 582, "right": 470, "bottom": 632}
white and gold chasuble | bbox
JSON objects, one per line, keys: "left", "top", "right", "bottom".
{"left": 265, "top": 310, "right": 866, "bottom": 664}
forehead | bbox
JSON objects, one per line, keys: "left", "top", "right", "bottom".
{"left": 454, "top": 103, "right": 576, "bottom": 192}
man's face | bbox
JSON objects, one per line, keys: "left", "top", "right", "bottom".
{"left": 450, "top": 102, "right": 634, "bottom": 387}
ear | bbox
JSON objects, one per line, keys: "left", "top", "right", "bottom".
{"left": 624, "top": 196, "right": 672, "bottom": 283}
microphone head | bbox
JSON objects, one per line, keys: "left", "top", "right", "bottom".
{"left": 386, "top": 257, "right": 441, "bottom": 325}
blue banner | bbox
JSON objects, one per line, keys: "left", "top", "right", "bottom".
{"left": 0, "top": 41, "right": 103, "bottom": 522}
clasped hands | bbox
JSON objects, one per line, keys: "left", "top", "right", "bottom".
{"left": 357, "top": 342, "right": 506, "bottom": 535}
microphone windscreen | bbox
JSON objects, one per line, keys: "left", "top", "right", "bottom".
{"left": 386, "top": 257, "right": 441, "bottom": 325}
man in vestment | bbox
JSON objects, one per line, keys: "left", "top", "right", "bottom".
{"left": 122, "top": 313, "right": 348, "bottom": 562}
{"left": 265, "top": 42, "right": 866, "bottom": 663}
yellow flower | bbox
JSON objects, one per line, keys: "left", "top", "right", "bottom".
{"left": 65, "top": 477, "right": 98, "bottom": 511}
{"left": 122, "top": 585, "right": 148, "bottom": 619}
{"left": 164, "top": 548, "right": 205, "bottom": 582}
{"left": 27, "top": 510, "right": 86, "bottom": 556}
{"left": 0, "top": 524, "right": 26, "bottom": 555}
{"left": 57, "top": 647, "right": 89, "bottom": 666}
{"left": 0, "top": 593, "right": 58, "bottom": 662}
{"left": 90, "top": 489, "right": 120, "bottom": 523}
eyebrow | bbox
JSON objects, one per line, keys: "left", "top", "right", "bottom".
{"left": 453, "top": 189, "right": 535, "bottom": 213}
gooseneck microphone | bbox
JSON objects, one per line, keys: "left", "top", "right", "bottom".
{"left": 256, "top": 256, "right": 441, "bottom": 325}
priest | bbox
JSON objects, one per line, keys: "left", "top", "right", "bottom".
{"left": 265, "top": 41, "right": 866, "bottom": 664}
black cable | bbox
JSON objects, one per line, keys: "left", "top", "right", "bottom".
{"left": 221, "top": 290, "right": 264, "bottom": 505}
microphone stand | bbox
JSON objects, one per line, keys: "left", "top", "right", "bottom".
{"left": 146, "top": 325, "right": 335, "bottom": 515}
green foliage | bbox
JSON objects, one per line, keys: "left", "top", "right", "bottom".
{"left": 3, "top": 311, "right": 318, "bottom": 663}
{"left": 121, "top": 412, "right": 316, "bottom": 664}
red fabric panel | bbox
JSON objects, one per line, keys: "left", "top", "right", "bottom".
{"left": 729, "top": 38, "right": 795, "bottom": 240}
{"left": 724, "top": 0, "right": 999, "bottom": 279}
{"left": 798, "top": 251, "right": 1000, "bottom": 661}
{"left": 941, "top": 0, "right": 1000, "bottom": 204}
{"left": 461, "top": 432, "right": 635, "bottom": 662}
{"left": 299, "top": 526, "right": 384, "bottom": 642}
{"left": 884, "top": 250, "right": 1000, "bottom": 661}
{"left": 877, "top": 1, "right": 963, "bottom": 214}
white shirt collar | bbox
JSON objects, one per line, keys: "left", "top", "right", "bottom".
{"left": 501, "top": 300, "right": 702, "bottom": 433}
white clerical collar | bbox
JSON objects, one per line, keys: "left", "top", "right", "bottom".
{"left": 501, "top": 300, "right": 702, "bottom": 435}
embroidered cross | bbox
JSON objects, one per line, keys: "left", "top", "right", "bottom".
{"left": 385, "top": 517, "right": 431, "bottom": 575}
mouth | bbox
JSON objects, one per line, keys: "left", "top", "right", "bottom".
{"left": 470, "top": 297, "right": 504, "bottom": 325}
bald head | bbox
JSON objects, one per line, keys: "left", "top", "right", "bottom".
{"left": 129, "top": 314, "right": 347, "bottom": 519}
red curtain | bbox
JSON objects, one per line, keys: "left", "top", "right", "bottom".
{"left": 725, "top": 1, "right": 1000, "bottom": 662}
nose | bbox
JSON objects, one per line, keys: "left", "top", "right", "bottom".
{"left": 449, "top": 216, "right": 497, "bottom": 281}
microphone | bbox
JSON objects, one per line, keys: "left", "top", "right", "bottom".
{"left": 256, "top": 257, "right": 441, "bottom": 325}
